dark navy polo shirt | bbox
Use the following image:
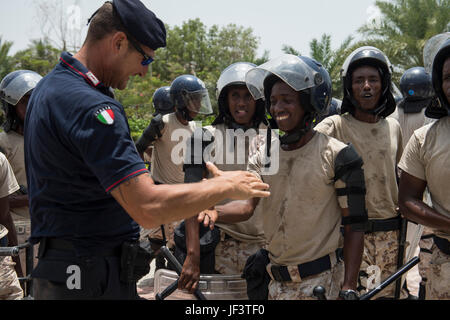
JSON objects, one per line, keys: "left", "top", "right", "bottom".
{"left": 25, "top": 52, "right": 147, "bottom": 257}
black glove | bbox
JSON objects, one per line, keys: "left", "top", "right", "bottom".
{"left": 183, "top": 127, "right": 214, "bottom": 183}
{"left": 135, "top": 113, "right": 165, "bottom": 153}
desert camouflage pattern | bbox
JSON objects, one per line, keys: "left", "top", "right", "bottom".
{"left": 419, "top": 227, "right": 434, "bottom": 282}
{"left": 425, "top": 243, "right": 450, "bottom": 300}
{"left": 10, "top": 213, "right": 39, "bottom": 276}
{"left": 142, "top": 221, "right": 181, "bottom": 250}
{"left": 0, "top": 256, "right": 23, "bottom": 300}
{"left": 215, "top": 231, "right": 263, "bottom": 275}
{"left": 267, "top": 261, "right": 344, "bottom": 300}
{"left": 359, "top": 230, "right": 408, "bottom": 299}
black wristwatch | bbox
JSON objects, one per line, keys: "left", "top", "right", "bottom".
{"left": 339, "top": 289, "right": 359, "bottom": 300}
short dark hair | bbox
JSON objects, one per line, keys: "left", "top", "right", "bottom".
{"left": 84, "top": 2, "right": 133, "bottom": 46}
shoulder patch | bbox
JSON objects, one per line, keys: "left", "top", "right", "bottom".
{"left": 95, "top": 106, "right": 115, "bottom": 125}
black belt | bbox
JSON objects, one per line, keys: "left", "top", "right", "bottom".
{"left": 0, "top": 236, "right": 7, "bottom": 247}
{"left": 42, "top": 238, "right": 122, "bottom": 257}
{"left": 433, "top": 235, "right": 450, "bottom": 255}
{"left": 365, "top": 217, "right": 402, "bottom": 234}
{"left": 270, "top": 249, "right": 343, "bottom": 282}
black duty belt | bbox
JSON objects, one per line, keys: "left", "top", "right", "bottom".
{"left": 270, "top": 249, "right": 343, "bottom": 282}
{"left": 0, "top": 236, "right": 7, "bottom": 247}
{"left": 365, "top": 217, "right": 402, "bottom": 234}
{"left": 43, "top": 238, "right": 122, "bottom": 257}
{"left": 433, "top": 235, "right": 450, "bottom": 255}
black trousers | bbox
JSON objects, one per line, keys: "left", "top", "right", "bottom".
{"left": 32, "top": 248, "right": 139, "bottom": 300}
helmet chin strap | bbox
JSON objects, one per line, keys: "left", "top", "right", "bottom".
{"left": 279, "top": 112, "right": 314, "bottom": 147}
{"left": 350, "top": 96, "right": 387, "bottom": 117}
{"left": 177, "top": 108, "right": 193, "bottom": 122}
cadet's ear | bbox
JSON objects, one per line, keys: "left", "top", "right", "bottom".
{"left": 110, "top": 31, "right": 127, "bottom": 54}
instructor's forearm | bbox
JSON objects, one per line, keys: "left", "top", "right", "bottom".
{"left": 112, "top": 174, "right": 233, "bottom": 229}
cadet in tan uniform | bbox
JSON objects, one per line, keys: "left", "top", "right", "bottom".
{"left": 389, "top": 66, "right": 435, "bottom": 298}
{"left": 315, "top": 47, "right": 404, "bottom": 299}
{"left": 209, "top": 55, "right": 367, "bottom": 300}
{"left": 135, "top": 74, "right": 212, "bottom": 270}
{"left": 0, "top": 70, "right": 42, "bottom": 278}
{"left": 178, "top": 62, "right": 268, "bottom": 293}
{"left": 0, "top": 152, "right": 23, "bottom": 300}
{"left": 140, "top": 86, "right": 174, "bottom": 167}
{"left": 398, "top": 39, "right": 450, "bottom": 300}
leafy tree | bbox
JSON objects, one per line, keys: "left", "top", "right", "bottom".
{"left": 12, "top": 39, "right": 60, "bottom": 76}
{"left": 282, "top": 34, "right": 355, "bottom": 98}
{"left": 359, "top": 0, "right": 450, "bottom": 75}
{"left": 0, "top": 37, "right": 14, "bottom": 79}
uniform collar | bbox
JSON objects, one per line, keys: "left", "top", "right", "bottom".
{"left": 59, "top": 52, "right": 114, "bottom": 98}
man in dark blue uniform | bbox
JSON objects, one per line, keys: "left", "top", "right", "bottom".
{"left": 25, "top": 0, "right": 270, "bottom": 300}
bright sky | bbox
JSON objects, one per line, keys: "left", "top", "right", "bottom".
{"left": 0, "top": 0, "right": 381, "bottom": 58}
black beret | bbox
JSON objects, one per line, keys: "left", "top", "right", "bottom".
{"left": 113, "top": 0, "right": 166, "bottom": 50}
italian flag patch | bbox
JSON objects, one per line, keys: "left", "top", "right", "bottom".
{"left": 95, "top": 106, "right": 115, "bottom": 125}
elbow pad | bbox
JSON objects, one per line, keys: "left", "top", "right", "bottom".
{"left": 135, "top": 114, "right": 164, "bottom": 153}
{"left": 183, "top": 128, "right": 214, "bottom": 183}
{"left": 334, "top": 144, "right": 368, "bottom": 231}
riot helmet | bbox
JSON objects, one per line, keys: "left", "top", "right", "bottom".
{"left": 426, "top": 38, "right": 450, "bottom": 118}
{"left": 341, "top": 46, "right": 396, "bottom": 118}
{"left": 246, "top": 54, "right": 332, "bottom": 145}
{"left": 152, "top": 86, "right": 173, "bottom": 116}
{"left": 398, "top": 67, "right": 433, "bottom": 113}
{"left": 315, "top": 98, "right": 342, "bottom": 125}
{"left": 0, "top": 70, "right": 42, "bottom": 132}
{"left": 170, "top": 75, "right": 213, "bottom": 121}
{"left": 213, "top": 62, "right": 266, "bottom": 129}
{"left": 423, "top": 32, "right": 450, "bottom": 74}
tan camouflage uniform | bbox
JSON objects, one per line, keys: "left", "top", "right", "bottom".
{"left": 418, "top": 227, "right": 434, "bottom": 293}
{"left": 0, "top": 225, "right": 23, "bottom": 300}
{"left": 358, "top": 230, "right": 407, "bottom": 299}
{"left": 267, "top": 260, "right": 344, "bottom": 300}
{"left": 214, "top": 230, "right": 263, "bottom": 275}
{"left": 426, "top": 243, "right": 450, "bottom": 300}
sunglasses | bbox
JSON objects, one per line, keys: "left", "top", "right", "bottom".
{"left": 126, "top": 35, "right": 154, "bottom": 66}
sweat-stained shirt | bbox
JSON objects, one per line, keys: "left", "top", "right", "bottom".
{"left": 0, "top": 131, "right": 28, "bottom": 219}
{"left": 150, "top": 112, "right": 198, "bottom": 184}
{"left": 315, "top": 113, "right": 403, "bottom": 220}
{"left": 204, "top": 123, "right": 265, "bottom": 244}
{"left": 398, "top": 117, "right": 450, "bottom": 242}
{"left": 247, "top": 131, "right": 348, "bottom": 266}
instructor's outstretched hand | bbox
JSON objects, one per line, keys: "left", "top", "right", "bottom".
{"left": 206, "top": 162, "right": 270, "bottom": 200}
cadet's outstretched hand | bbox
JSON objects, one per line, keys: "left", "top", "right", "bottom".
{"left": 206, "top": 162, "right": 270, "bottom": 200}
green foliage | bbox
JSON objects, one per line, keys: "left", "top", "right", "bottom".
{"left": 359, "top": 0, "right": 450, "bottom": 75}
{"left": 283, "top": 34, "right": 355, "bottom": 99}
{"left": 12, "top": 39, "right": 60, "bottom": 76}
{"left": 0, "top": 37, "right": 14, "bottom": 79}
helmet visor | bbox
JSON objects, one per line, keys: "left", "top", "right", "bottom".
{"left": 245, "top": 54, "right": 319, "bottom": 100}
{"left": 182, "top": 89, "right": 213, "bottom": 115}
{"left": 0, "top": 72, "right": 42, "bottom": 106}
{"left": 216, "top": 62, "right": 256, "bottom": 99}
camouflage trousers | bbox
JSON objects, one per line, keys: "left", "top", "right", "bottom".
{"left": 214, "top": 232, "right": 263, "bottom": 275}
{"left": 418, "top": 228, "right": 434, "bottom": 281}
{"left": 11, "top": 214, "right": 39, "bottom": 276}
{"left": 0, "top": 256, "right": 23, "bottom": 300}
{"left": 141, "top": 220, "right": 182, "bottom": 249}
{"left": 267, "top": 261, "right": 344, "bottom": 300}
{"left": 359, "top": 230, "right": 408, "bottom": 299}
{"left": 425, "top": 243, "right": 450, "bottom": 300}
